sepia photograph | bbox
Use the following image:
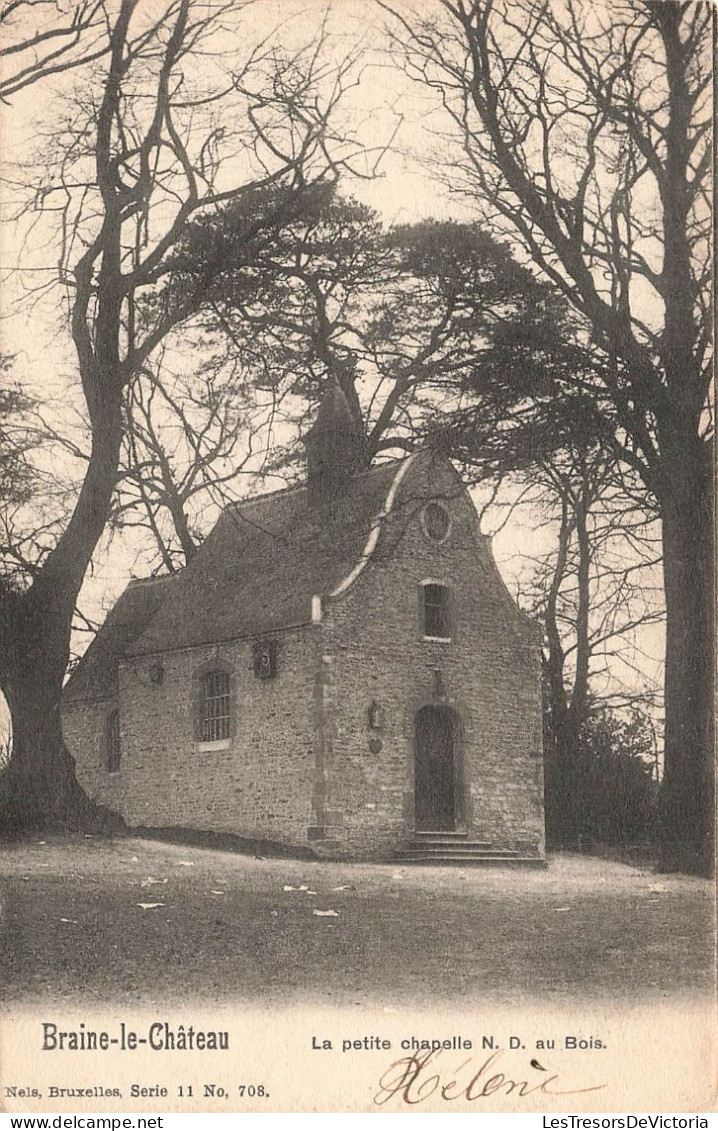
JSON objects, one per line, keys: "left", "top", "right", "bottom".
{"left": 0, "top": 0, "right": 714, "bottom": 1115}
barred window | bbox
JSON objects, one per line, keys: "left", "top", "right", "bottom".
{"left": 423, "top": 583, "right": 451, "bottom": 640}
{"left": 106, "top": 709, "right": 121, "bottom": 773}
{"left": 201, "top": 670, "right": 231, "bottom": 742}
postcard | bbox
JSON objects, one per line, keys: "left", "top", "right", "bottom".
{"left": 0, "top": 0, "right": 714, "bottom": 1116}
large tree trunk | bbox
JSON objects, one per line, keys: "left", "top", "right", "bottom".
{"left": 658, "top": 441, "right": 715, "bottom": 876}
{"left": 542, "top": 487, "right": 593, "bottom": 847}
{"left": 545, "top": 710, "right": 582, "bottom": 847}
{"left": 0, "top": 659, "right": 107, "bottom": 832}
{"left": 0, "top": 397, "right": 125, "bottom": 834}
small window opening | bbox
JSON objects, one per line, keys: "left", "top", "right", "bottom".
{"left": 423, "top": 583, "right": 451, "bottom": 639}
{"left": 106, "top": 709, "right": 121, "bottom": 773}
{"left": 422, "top": 502, "right": 451, "bottom": 542}
{"left": 201, "top": 670, "right": 231, "bottom": 742}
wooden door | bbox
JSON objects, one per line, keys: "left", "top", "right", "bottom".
{"left": 414, "top": 705, "right": 456, "bottom": 831}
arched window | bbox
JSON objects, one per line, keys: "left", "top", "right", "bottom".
{"left": 421, "top": 582, "right": 452, "bottom": 640}
{"left": 106, "top": 709, "right": 121, "bottom": 773}
{"left": 201, "top": 670, "right": 231, "bottom": 742}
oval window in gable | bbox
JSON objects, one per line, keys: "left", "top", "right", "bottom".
{"left": 422, "top": 502, "right": 451, "bottom": 543}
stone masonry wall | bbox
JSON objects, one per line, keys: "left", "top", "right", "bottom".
{"left": 321, "top": 462, "right": 544, "bottom": 859}
{"left": 62, "top": 699, "right": 125, "bottom": 816}
{"left": 117, "top": 627, "right": 318, "bottom": 844}
{"left": 65, "top": 626, "right": 319, "bottom": 848}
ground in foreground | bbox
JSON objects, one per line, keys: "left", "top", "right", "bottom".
{"left": 0, "top": 836, "right": 712, "bottom": 1008}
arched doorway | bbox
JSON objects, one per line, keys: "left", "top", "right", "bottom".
{"left": 414, "top": 705, "right": 460, "bottom": 831}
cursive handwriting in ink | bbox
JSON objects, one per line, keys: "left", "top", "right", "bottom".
{"left": 374, "top": 1048, "right": 606, "bottom": 1106}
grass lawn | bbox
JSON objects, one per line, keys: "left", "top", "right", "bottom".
{"left": 0, "top": 835, "right": 713, "bottom": 1009}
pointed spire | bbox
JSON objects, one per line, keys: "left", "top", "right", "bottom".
{"left": 303, "top": 378, "right": 366, "bottom": 505}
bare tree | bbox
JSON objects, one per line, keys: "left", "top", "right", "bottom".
{"left": 387, "top": 0, "right": 714, "bottom": 873}
{"left": 0, "top": 0, "right": 109, "bottom": 102}
{"left": 0, "top": 0, "right": 374, "bottom": 830}
{"left": 114, "top": 352, "right": 262, "bottom": 571}
{"left": 513, "top": 452, "right": 663, "bottom": 842}
{"left": 0, "top": 365, "right": 81, "bottom": 587}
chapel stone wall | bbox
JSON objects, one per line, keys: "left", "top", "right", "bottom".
{"left": 65, "top": 626, "right": 319, "bottom": 848}
{"left": 319, "top": 461, "right": 544, "bottom": 859}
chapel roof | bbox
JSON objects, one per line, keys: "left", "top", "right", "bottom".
{"left": 63, "top": 574, "right": 174, "bottom": 702}
{"left": 63, "top": 457, "right": 411, "bottom": 702}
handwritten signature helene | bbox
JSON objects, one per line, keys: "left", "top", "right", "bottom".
{"left": 373, "top": 1048, "right": 606, "bottom": 1106}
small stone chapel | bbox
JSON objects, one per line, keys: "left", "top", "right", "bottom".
{"left": 63, "top": 383, "right": 545, "bottom": 862}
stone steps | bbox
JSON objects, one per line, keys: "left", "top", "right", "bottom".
{"left": 395, "top": 832, "right": 544, "bottom": 867}
{"left": 396, "top": 852, "right": 545, "bottom": 866}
